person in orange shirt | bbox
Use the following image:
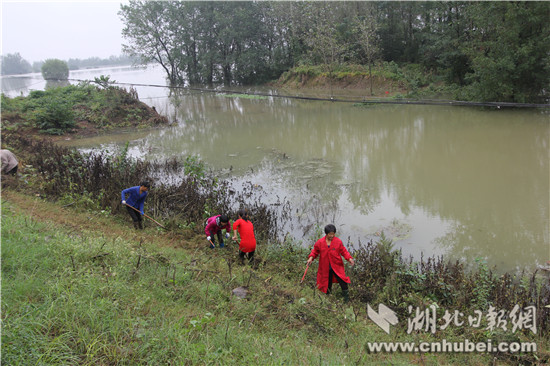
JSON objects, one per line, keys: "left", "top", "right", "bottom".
{"left": 232, "top": 209, "right": 257, "bottom": 265}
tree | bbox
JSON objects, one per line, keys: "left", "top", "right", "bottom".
{"left": 41, "top": 59, "right": 69, "bottom": 81}
{"left": 120, "top": 1, "right": 183, "bottom": 86}
{"left": 463, "top": 2, "right": 550, "bottom": 102}
{"left": 416, "top": 2, "right": 472, "bottom": 84}
{"left": 351, "top": 3, "right": 380, "bottom": 95}
{"left": 375, "top": 2, "right": 422, "bottom": 63}
{"left": 32, "top": 61, "right": 44, "bottom": 73}
{"left": 117, "top": 0, "right": 549, "bottom": 102}
{"left": 302, "top": 2, "right": 348, "bottom": 96}
{"left": 1, "top": 53, "right": 32, "bottom": 75}
{"left": 120, "top": 1, "right": 283, "bottom": 86}
{"left": 211, "top": 2, "right": 273, "bottom": 85}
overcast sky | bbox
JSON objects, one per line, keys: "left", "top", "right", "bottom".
{"left": 1, "top": 0, "right": 127, "bottom": 63}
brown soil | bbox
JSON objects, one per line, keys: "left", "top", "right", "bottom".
{"left": 271, "top": 73, "right": 409, "bottom": 98}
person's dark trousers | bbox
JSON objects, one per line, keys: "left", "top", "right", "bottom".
{"left": 239, "top": 250, "right": 255, "bottom": 264}
{"left": 208, "top": 230, "right": 224, "bottom": 248}
{"left": 126, "top": 206, "right": 143, "bottom": 229}
{"left": 6, "top": 165, "right": 18, "bottom": 176}
{"left": 327, "top": 266, "right": 349, "bottom": 302}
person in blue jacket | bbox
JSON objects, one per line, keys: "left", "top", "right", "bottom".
{"left": 121, "top": 181, "right": 150, "bottom": 229}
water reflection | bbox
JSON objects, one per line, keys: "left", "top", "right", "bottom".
{"left": 0, "top": 73, "right": 44, "bottom": 96}
{"left": 113, "top": 94, "right": 550, "bottom": 273}
{"left": 6, "top": 65, "right": 548, "bottom": 273}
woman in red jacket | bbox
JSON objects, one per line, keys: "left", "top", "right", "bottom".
{"left": 307, "top": 224, "right": 355, "bottom": 302}
{"left": 232, "top": 209, "right": 257, "bottom": 265}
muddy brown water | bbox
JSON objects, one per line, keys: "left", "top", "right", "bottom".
{"left": 2, "top": 64, "right": 548, "bottom": 274}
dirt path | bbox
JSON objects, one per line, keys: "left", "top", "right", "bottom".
{"left": 1, "top": 190, "right": 199, "bottom": 250}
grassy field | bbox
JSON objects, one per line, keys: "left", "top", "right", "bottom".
{"left": 2, "top": 191, "right": 547, "bottom": 365}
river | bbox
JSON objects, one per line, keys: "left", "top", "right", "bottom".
{"left": 2, "top": 64, "right": 549, "bottom": 274}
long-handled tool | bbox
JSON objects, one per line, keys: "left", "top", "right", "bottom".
{"left": 124, "top": 203, "right": 166, "bottom": 229}
{"left": 300, "top": 262, "right": 311, "bottom": 284}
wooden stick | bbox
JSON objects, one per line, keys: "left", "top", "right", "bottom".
{"left": 300, "top": 262, "right": 310, "bottom": 284}
{"left": 124, "top": 203, "right": 166, "bottom": 229}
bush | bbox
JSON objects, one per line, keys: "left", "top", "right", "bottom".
{"left": 29, "top": 95, "right": 75, "bottom": 135}
{"left": 41, "top": 59, "right": 69, "bottom": 81}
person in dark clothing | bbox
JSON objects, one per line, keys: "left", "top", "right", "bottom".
{"left": 121, "top": 181, "right": 150, "bottom": 230}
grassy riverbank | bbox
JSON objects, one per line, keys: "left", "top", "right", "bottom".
{"left": 4, "top": 191, "right": 547, "bottom": 365}
{"left": 1, "top": 86, "right": 548, "bottom": 364}
{"left": 1, "top": 80, "right": 168, "bottom": 138}
{"left": 2, "top": 132, "right": 549, "bottom": 364}
{"left": 272, "top": 62, "right": 451, "bottom": 100}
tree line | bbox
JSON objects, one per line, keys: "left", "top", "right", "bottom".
{"left": 120, "top": 1, "right": 549, "bottom": 103}
{"left": 0, "top": 54, "right": 137, "bottom": 76}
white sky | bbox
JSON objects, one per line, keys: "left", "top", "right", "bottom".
{"left": 1, "top": 0, "right": 127, "bottom": 63}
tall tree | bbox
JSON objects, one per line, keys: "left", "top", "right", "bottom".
{"left": 120, "top": 1, "right": 185, "bottom": 85}
{"left": 302, "top": 2, "right": 348, "bottom": 96}
{"left": 351, "top": 2, "right": 380, "bottom": 95}
{"left": 417, "top": 2, "right": 471, "bottom": 84}
{"left": 375, "top": 1, "right": 422, "bottom": 63}
{"left": 117, "top": 1, "right": 549, "bottom": 102}
{"left": 464, "top": 2, "right": 550, "bottom": 102}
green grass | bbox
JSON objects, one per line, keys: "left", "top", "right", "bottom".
{"left": 1, "top": 201, "right": 370, "bottom": 364}
{"left": 2, "top": 198, "right": 545, "bottom": 365}
{"left": 1, "top": 82, "right": 167, "bottom": 136}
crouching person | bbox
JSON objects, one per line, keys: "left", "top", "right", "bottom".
{"left": 205, "top": 214, "right": 231, "bottom": 248}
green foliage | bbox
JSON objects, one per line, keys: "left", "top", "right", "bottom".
{"left": 183, "top": 155, "right": 207, "bottom": 181}
{"left": 0, "top": 210, "right": 356, "bottom": 365}
{"left": 112, "top": 141, "right": 133, "bottom": 173}
{"left": 21, "top": 85, "right": 100, "bottom": 134}
{"left": 59, "top": 188, "right": 104, "bottom": 212}
{"left": 67, "top": 55, "right": 137, "bottom": 70}
{"left": 472, "top": 258, "right": 493, "bottom": 308}
{"left": 184, "top": 313, "right": 215, "bottom": 334}
{"left": 2, "top": 200, "right": 547, "bottom": 365}
{"left": 374, "top": 231, "right": 397, "bottom": 267}
{"left": 2, "top": 82, "right": 164, "bottom": 135}
{"left": 1, "top": 93, "right": 23, "bottom": 113}
{"left": 460, "top": 2, "right": 550, "bottom": 102}
{"left": 119, "top": 1, "right": 549, "bottom": 102}
{"left": 262, "top": 236, "right": 309, "bottom": 272}
{"left": 29, "top": 95, "right": 76, "bottom": 135}
{"left": 41, "top": 59, "right": 69, "bottom": 81}
{"left": 92, "top": 75, "right": 116, "bottom": 89}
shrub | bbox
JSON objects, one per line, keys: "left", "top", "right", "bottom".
{"left": 30, "top": 95, "right": 75, "bottom": 135}
{"left": 41, "top": 59, "right": 69, "bottom": 81}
